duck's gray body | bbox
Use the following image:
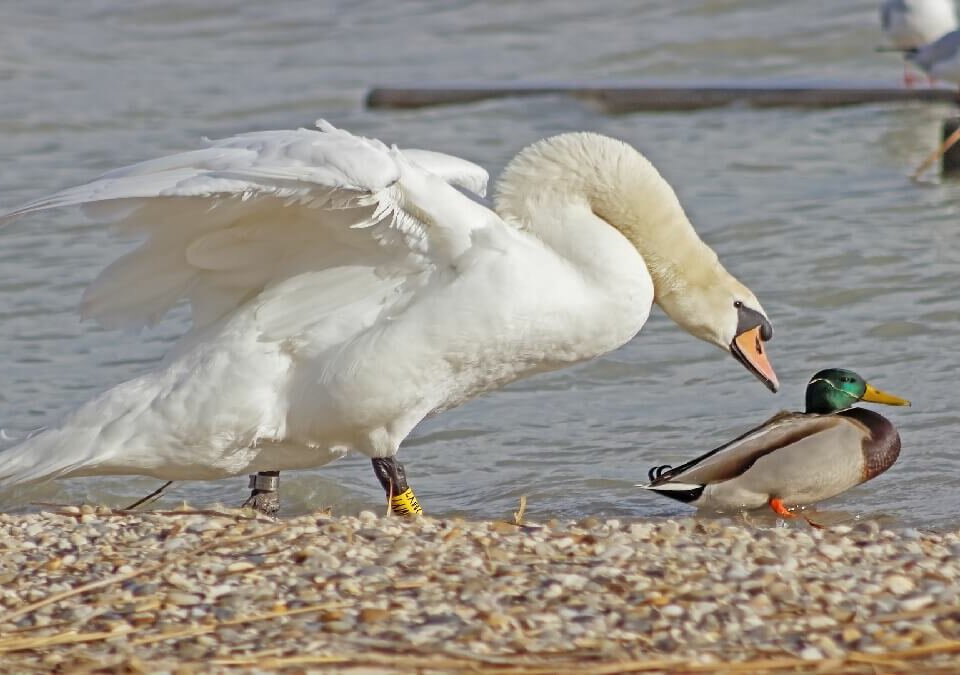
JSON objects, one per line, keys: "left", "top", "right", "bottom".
{"left": 642, "top": 408, "right": 900, "bottom": 511}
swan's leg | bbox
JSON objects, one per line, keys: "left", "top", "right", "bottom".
{"left": 243, "top": 471, "right": 280, "bottom": 516}
{"left": 768, "top": 497, "right": 824, "bottom": 529}
{"left": 371, "top": 457, "right": 423, "bottom": 516}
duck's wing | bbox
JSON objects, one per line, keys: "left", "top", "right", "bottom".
{"left": 0, "top": 121, "right": 494, "bottom": 334}
{"left": 640, "top": 412, "right": 846, "bottom": 488}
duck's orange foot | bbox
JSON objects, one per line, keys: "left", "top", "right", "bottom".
{"left": 768, "top": 497, "right": 824, "bottom": 529}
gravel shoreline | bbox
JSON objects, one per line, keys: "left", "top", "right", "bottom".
{"left": 1, "top": 507, "right": 959, "bottom": 673}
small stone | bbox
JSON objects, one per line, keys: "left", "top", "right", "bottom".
{"left": 799, "top": 646, "right": 824, "bottom": 660}
{"left": 482, "top": 612, "right": 512, "bottom": 630}
{"left": 842, "top": 627, "right": 862, "bottom": 643}
{"left": 885, "top": 575, "right": 915, "bottom": 595}
{"left": 167, "top": 592, "right": 202, "bottom": 606}
{"left": 808, "top": 615, "right": 836, "bottom": 629}
{"left": 818, "top": 544, "right": 844, "bottom": 561}
{"left": 129, "top": 612, "right": 156, "bottom": 626}
{"left": 900, "top": 594, "right": 934, "bottom": 612}
{"left": 726, "top": 564, "right": 749, "bottom": 580}
{"left": 358, "top": 608, "right": 389, "bottom": 624}
{"left": 661, "top": 604, "right": 685, "bottom": 618}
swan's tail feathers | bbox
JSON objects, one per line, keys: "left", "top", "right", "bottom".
{"left": 0, "top": 427, "right": 99, "bottom": 489}
{"left": 635, "top": 481, "right": 706, "bottom": 504}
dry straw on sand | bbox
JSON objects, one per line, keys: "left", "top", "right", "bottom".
{"left": 1, "top": 504, "right": 959, "bottom": 673}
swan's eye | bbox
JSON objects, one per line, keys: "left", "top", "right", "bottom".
{"left": 733, "top": 300, "right": 743, "bottom": 308}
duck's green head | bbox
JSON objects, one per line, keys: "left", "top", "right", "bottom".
{"left": 805, "top": 368, "right": 911, "bottom": 414}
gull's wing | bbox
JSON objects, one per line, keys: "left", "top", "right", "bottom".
{"left": 642, "top": 412, "right": 845, "bottom": 487}
{"left": 914, "top": 29, "right": 960, "bottom": 69}
{"left": 0, "top": 121, "right": 495, "bottom": 333}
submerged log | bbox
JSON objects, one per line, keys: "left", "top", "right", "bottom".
{"left": 365, "top": 79, "right": 959, "bottom": 112}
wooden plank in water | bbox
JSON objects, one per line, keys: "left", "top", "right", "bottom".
{"left": 365, "top": 80, "right": 959, "bottom": 112}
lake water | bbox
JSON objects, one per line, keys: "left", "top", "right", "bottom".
{"left": 1, "top": 0, "right": 959, "bottom": 528}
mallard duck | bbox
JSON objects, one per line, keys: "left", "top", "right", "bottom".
{"left": 0, "top": 122, "right": 778, "bottom": 514}
{"left": 639, "top": 368, "right": 910, "bottom": 522}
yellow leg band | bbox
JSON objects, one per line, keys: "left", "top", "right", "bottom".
{"left": 390, "top": 488, "right": 423, "bottom": 516}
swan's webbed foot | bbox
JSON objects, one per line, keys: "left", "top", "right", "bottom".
{"left": 243, "top": 471, "right": 280, "bottom": 516}
{"left": 371, "top": 457, "right": 423, "bottom": 516}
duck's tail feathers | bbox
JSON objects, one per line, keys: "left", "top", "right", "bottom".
{"left": 636, "top": 481, "right": 706, "bottom": 504}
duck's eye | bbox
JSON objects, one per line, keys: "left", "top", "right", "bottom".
{"left": 733, "top": 300, "right": 743, "bottom": 308}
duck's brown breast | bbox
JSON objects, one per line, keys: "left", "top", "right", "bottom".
{"left": 838, "top": 408, "right": 901, "bottom": 482}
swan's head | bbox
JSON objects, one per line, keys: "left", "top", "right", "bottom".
{"left": 495, "top": 131, "right": 779, "bottom": 393}
{"left": 658, "top": 275, "right": 778, "bottom": 393}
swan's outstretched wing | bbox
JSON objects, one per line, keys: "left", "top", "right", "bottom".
{"left": 0, "top": 121, "right": 494, "bottom": 334}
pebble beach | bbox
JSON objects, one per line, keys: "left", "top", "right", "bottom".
{"left": 1, "top": 507, "right": 959, "bottom": 673}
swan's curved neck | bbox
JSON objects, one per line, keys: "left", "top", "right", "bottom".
{"left": 494, "top": 132, "right": 722, "bottom": 303}
{"left": 592, "top": 167, "right": 719, "bottom": 305}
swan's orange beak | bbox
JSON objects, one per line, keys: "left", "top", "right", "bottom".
{"left": 731, "top": 326, "right": 779, "bottom": 393}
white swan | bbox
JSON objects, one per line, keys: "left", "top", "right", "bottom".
{"left": 0, "top": 122, "right": 778, "bottom": 512}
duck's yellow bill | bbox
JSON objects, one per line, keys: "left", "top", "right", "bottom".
{"left": 862, "top": 383, "right": 911, "bottom": 407}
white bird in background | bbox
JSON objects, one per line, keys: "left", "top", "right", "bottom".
{"left": 881, "top": 0, "right": 958, "bottom": 84}
{"left": 0, "top": 122, "right": 778, "bottom": 515}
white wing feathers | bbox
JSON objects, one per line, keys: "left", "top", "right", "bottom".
{"left": 397, "top": 148, "right": 489, "bottom": 198}
{"left": 0, "top": 121, "right": 494, "bottom": 334}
